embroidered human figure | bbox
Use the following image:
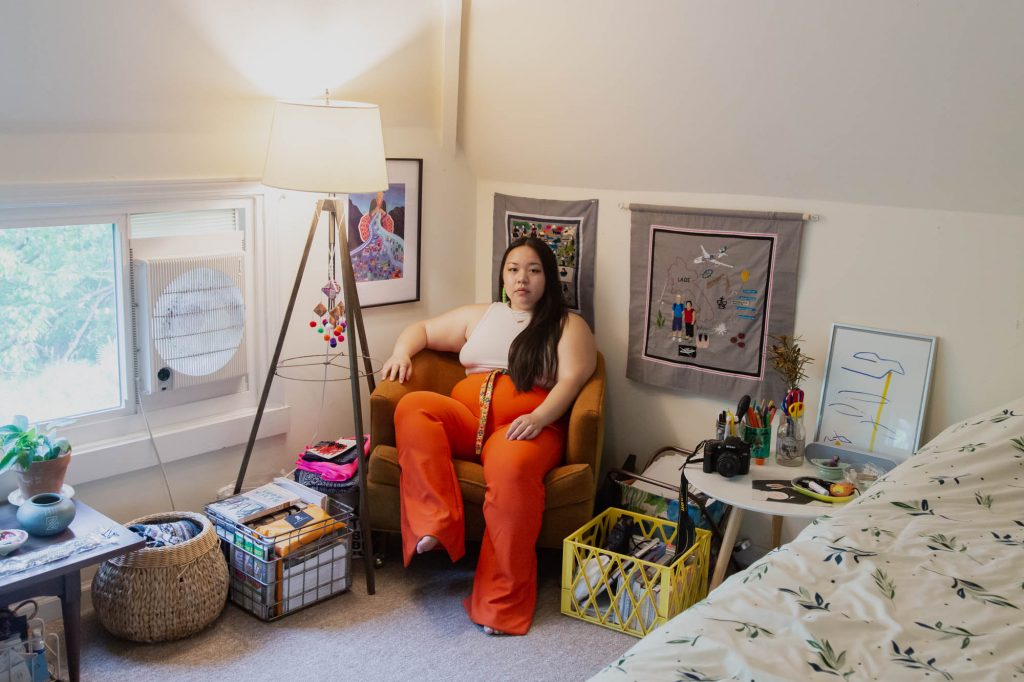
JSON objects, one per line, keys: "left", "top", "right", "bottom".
{"left": 684, "top": 300, "right": 696, "bottom": 340}
{"left": 671, "top": 294, "right": 684, "bottom": 341}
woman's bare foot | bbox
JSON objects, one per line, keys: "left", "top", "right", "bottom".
{"left": 416, "top": 535, "right": 439, "bottom": 554}
{"left": 482, "top": 626, "right": 505, "bottom": 636}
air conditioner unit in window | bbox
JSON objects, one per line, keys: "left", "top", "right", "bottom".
{"left": 132, "top": 252, "right": 248, "bottom": 394}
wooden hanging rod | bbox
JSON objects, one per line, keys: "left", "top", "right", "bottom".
{"left": 617, "top": 202, "right": 820, "bottom": 222}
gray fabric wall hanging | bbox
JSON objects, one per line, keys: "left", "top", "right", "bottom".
{"left": 492, "top": 193, "right": 598, "bottom": 330}
{"left": 627, "top": 204, "right": 805, "bottom": 400}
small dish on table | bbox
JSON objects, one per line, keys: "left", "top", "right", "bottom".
{"left": 0, "top": 528, "right": 29, "bottom": 556}
{"left": 810, "top": 458, "right": 851, "bottom": 481}
{"left": 791, "top": 477, "right": 858, "bottom": 504}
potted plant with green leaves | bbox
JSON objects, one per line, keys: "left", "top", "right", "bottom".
{"left": 1, "top": 415, "right": 73, "bottom": 499}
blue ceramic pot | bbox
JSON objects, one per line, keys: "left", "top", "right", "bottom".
{"left": 17, "top": 492, "right": 76, "bottom": 537}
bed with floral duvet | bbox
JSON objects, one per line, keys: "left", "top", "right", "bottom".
{"left": 591, "top": 398, "right": 1024, "bottom": 681}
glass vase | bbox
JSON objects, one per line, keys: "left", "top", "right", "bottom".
{"left": 775, "top": 415, "right": 805, "bottom": 467}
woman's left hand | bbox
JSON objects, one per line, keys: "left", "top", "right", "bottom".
{"left": 506, "top": 413, "right": 543, "bottom": 440}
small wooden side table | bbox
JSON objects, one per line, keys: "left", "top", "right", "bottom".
{"left": 0, "top": 498, "right": 144, "bottom": 682}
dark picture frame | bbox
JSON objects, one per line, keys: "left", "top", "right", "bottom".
{"left": 346, "top": 158, "right": 422, "bottom": 307}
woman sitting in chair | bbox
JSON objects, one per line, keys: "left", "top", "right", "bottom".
{"left": 380, "top": 236, "right": 596, "bottom": 635}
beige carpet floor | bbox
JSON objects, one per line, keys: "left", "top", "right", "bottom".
{"left": 79, "top": 542, "right": 635, "bottom": 681}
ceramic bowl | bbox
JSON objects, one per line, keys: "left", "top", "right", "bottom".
{"left": 0, "top": 528, "right": 29, "bottom": 556}
{"left": 810, "top": 458, "right": 851, "bottom": 481}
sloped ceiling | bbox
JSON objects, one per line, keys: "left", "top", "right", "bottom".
{"left": 0, "top": 1, "right": 440, "bottom": 135}
{"left": 460, "top": 1, "right": 1024, "bottom": 216}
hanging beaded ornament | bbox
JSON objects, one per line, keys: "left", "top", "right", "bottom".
{"left": 307, "top": 234, "right": 346, "bottom": 348}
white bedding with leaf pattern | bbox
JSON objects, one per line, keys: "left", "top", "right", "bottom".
{"left": 591, "top": 399, "right": 1024, "bottom": 681}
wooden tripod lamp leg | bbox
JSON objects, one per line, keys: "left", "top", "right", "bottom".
{"left": 330, "top": 198, "right": 376, "bottom": 595}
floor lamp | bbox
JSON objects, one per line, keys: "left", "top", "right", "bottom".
{"left": 234, "top": 98, "right": 388, "bottom": 594}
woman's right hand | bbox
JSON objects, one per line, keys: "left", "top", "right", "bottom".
{"left": 380, "top": 353, "right": 413, "bottom": 383}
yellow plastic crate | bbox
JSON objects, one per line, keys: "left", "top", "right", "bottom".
{"left": 561, "top": 507, "right": 711, "bottom": 637}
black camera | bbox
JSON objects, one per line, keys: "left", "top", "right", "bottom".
{"left": 702, "top": 436, "right": 752, "bottom": 478}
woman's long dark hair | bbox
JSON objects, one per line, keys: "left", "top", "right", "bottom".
{"left": 498, "top": 236, "right": 566, "bottom": 391}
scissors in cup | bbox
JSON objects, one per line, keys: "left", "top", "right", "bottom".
{"left": 788, "top": 401, "right": 804, "bottom": 419}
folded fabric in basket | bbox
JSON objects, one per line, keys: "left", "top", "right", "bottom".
{"left": 253, "top": 503, "right": 345, "bottom": 558}
{"left": 294, "top": 468, "right": 358, "bottom": 493}
{"left": 128, "top": 519, "right": 203, "bottom": 548}
{"left": 295, "top": 457, "right": 358, "bottom": 482}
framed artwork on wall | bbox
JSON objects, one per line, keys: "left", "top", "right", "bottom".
{"left": 814, "top": 323, "right": 937, "bottom": 460}
{"left": 346, "top": 158, "right": 422, "bottom": 307}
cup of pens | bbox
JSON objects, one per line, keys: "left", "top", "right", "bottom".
{"left": 741, "top": 423, "right": 771, "bottom": 464}
{"left": 740, "top": 400, "right": 774, "bottom": 465}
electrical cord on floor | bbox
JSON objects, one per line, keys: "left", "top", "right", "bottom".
{"left": 135, "top": 377, "right": 177, "bottom": 511}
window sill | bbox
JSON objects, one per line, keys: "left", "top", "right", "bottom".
{"left": 65, "top": 404, "right": 290, "bottom": 485}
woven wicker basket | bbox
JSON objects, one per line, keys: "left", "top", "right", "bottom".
{"left": 92, "top": 511, "right": 228, "bottom": 642}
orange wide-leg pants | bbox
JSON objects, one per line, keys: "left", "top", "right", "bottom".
{"left": 394, "top": 373, "right": 564, "bottom": 635}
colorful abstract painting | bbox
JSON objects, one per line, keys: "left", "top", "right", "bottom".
{"left": 345, "top": 158, "right": 422, "bottom": 307}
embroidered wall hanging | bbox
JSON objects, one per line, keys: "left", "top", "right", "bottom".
{"left": 627, "top": 205, "right": 805, "bottom": 400}
{"left": 491, "top": 193, "right": 598, "bottom": 329}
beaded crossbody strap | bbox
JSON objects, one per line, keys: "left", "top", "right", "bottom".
{"left": 475, "top": 368, "right": 507, "bottom": 456}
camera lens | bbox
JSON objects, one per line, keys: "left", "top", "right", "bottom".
{"left": 717, "top": 453, "right": 741, "bottom": 478}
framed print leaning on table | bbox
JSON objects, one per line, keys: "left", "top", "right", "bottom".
{"left": 815, "top": 323, "right": 937, "bottom": 461}
{"left": 346, "top": 158, "right": 423, "bottom": 307}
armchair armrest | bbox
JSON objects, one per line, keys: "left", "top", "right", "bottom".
{"left": 564, "top": 352, "right": 606, "bottom": 474}
{"left": 369, "top": 349, "right": 465, "bottom": 449}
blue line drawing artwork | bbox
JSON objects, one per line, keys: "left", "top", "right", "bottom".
{"left": 817, "top": 325, "right": 936, "bottom": 460}
{"left": 738, "top": 314, "right": 757, "bottom": 320}
{"left": 742, "top": 289, "right": 758, "bottom": 294}
{"left": 841, "top": 352, "right": 906, "bottom": 380}
{"left": 736, "top": 306, "right": 757, "bottom": 311}
{"left": 828, "top": 402, "right": 865, "bottom": 417}
{"left": 837, "top": 390, "right": 890, "bottom": 406}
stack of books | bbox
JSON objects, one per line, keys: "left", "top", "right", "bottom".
{"left": 206, "top": 482, "right": 301, "bottom": 525}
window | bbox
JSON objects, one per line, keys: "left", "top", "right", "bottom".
{"left": 0, "top": 181, "right": 288, "bottom": 483}
{"left": 0, "top": 223, "right": 123, "bottom": 422}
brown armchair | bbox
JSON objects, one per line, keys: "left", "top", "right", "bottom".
{"left": 367, "top": 349, "right": 606, "bottom": 549}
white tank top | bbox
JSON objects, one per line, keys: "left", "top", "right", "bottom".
{"left": 459, "top": 302, "right": 531, "bottom": 375}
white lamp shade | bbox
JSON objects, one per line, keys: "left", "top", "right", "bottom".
{"left": 262, "top": 100, "right": 388, "bottom": 194}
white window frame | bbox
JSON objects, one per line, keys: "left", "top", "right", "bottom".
{"left": 0, "top": 180, "right": 289, "bottom": 484}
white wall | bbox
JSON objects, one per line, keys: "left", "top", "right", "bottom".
{"left": 475, "top": 181, "right": 1024, "bottom": 553}
{"left": 461, "top": 1, "right": 1024, "bottom": 216}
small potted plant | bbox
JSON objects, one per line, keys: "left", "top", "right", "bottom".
{"left": 0, "top": 415, "right": 73, "bottom": 499}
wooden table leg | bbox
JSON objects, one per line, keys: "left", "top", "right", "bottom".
{"left": 771, "top": 515, "right": 784, "bottom": 549}
{"left": 61, "top": 570, "right": 82, "bottom": 682}
{"left": 710, "top": 506, "right": 743, "bottom": 590}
